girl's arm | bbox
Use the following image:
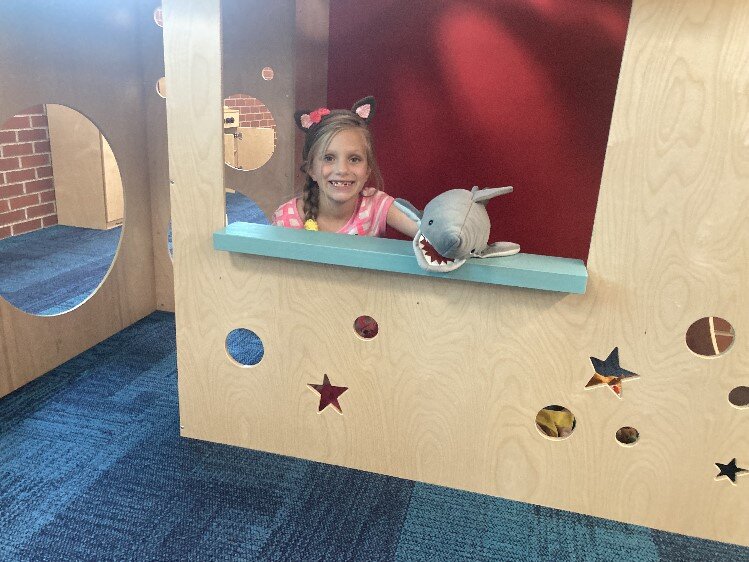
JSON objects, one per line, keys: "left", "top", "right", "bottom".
{"left": 386, "top": 203, "right": 419, "bottom": 238}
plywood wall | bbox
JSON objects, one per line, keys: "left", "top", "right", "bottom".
{"left": 148, "top": 0, "right": 329, "bottom": 312}
{"left": 166, "top": 0, "right": 748, "bottom": 546}
{"left": 0, "top": 0, "right": 158, "bottom": 396}
{"left": 221, "top": 0, "right": 297, "bottom": 219}
{"left": 139, "top": 0, "right": 175, "bottom": 312}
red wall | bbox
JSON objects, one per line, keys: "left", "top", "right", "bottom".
{"left": 327, "top": 0, "right": 631, "bottom": 261}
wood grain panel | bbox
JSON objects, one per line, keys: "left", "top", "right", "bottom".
{"left": 234, "top": 127, "right": 275, "bottom": 171}
{"left": 47, "top": 103, "right": 108, "bottom": 229}
{"left": 221, "top": 0, "right": 297, "bottom": 220}
{"left": 162, "top": 0, "right": 227, "bottom": 441}
{"left": 294, "top": 0, "right": 329, "bottom": 187}
{"left": 0, "top": 0, "right": 156, "bottom": 397}
{"left": 101, "top": 135, "right": 124, "bottom": 225}
{"left": 137, "top": 0, "right": 174, "bottom": 312}
{"left": 169, "top": 0, "right": 749, "bottom": 547}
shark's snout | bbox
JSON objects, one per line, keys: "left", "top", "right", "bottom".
{"left": 416, "top": 234, "right": 455, "bottom": 266}
{"left": 422, "top": 225, "right": 464, "bottom": 258}
{"left": 413, "top": 231, "right": 467, "bottom": 273}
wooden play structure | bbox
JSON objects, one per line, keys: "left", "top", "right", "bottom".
{"left": 0, "top": 1, "right": 164, "bottom": 391}
{"left": 46, "top": 104, "right": 125, "bottom": 230}
{"left": 1, "top": 0, "right": 747, "bottom": 549}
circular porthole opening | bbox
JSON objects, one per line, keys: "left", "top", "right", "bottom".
{"left": 156, "top": 77, "right": 166, "bottom": 98}
{"left": 354, "top": 315, "right": 379, "bottom": 339}
{"left": 0, "top": 103, "right": 124, "bottom": 316}
{"left": 223, "top": 93, "right": 276, "bottom": 171}
{"left": 153, "top": 6, "right": 163, "bottom": 27}
{"left": 728, "top": 386, "right": 749, "bottom": 408}
{"left": 535, "top": 405, "right": 576, "bottom": 440}
{"left": 225, "top": 189, "right": 269, "bottom": 225}
{"left": 616, "top": 426, "right": 639, "bottom": 445}
{"left": 261, "top": 66, "right": 274, "bottom": 80}
{"left": 226, "top": 328, "right": 264, "bottom": 366}
{"left": 686, "top": 317, "right": 735, "bottom": 357}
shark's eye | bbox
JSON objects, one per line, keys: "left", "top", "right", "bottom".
{"left": 470, "top": 249, "right": 476, "bottom": 254}
{"left": 428, "top": 219, "right": 434, "bottom": 225}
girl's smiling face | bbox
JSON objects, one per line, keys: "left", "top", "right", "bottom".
{"left": 310, "top": 128, "right": 371, "bottom": 207}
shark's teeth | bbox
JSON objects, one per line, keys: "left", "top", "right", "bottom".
{"left": 418, "top": 235, "right": 454, "bottom": 266}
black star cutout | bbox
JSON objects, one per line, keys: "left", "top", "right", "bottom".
{"left": 585, "top": 347, "right": 638, "bottom": 398}
{"left": 308, "top": 374, "right": 348, "bottom": 414}
{"left": 715, "top": 458, "right": 748, "bottom": 483}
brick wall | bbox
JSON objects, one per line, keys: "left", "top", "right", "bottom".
{"left": 224, "top": 94, "right": 276, "bottom": 128}
{"left": 0, "top": 105, "right": 57, "bottom": 240}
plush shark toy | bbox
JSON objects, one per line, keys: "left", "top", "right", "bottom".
{"left": 395, "top": 186, "right": 520, "bottom": 272}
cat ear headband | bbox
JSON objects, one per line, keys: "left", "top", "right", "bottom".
{"left": 295, "top": 96, "right": 376, "bottom": 160}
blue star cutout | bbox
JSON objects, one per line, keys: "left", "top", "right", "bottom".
{"left": 715, "top": 458, "right": 748, "bottom": 484}
{"left": 591, "top": 347, "right": 637, "bottom": 377}
{"left": 585, "top": 347, "right": 639, "bottom": 397}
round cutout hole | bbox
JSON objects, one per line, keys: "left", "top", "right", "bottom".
{"left": 535, "top": 405, "right": 576, "bottom": 439}
{"left": 261, "top": 66, "right": 274, "bottom": 80}
{"left": 225, "top": 190, "right": 269, "bottom": 225}
{"left": 686, "top": 317, "right": 735, "bottom": 357}
{"left": 616, "top": 426, "right": 639, "bottom": 445}
{"left": 226, "top": 328, "right": 264, "bottom": 366}
{"left": 153, "top": 6, "right": 163, "bottom": 27}
{"left": 0, "top": 103, "right": 124, "bottom": 316}
{"left": 223, "top": 93, "right": 276, "bottom": 171}
{"left": 354, "top": 315, "right": 379, "bottom": 339}
{"left": 156, "top": 77, "right": 166, "bottom": 98}
{"left": 729, "top": 386, "right": 749, "bottom": 408}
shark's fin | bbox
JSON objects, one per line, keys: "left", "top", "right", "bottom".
{"left": 471, "top": 186, "right": 513, "bottom": 205}
{"left": 476, "top": 241, "right": 520, "bottom": 258}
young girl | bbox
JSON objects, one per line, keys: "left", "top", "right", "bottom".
{"left": 272, "top": 96, "right": 418, "bottom": 238}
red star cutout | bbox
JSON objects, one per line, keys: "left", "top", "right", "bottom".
{"left": 308, "top": 374, "right": 348, "bottom": 414}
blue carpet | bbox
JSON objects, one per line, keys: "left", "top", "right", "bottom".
{"left": 1, "top": 312, "right": 748, "bottom": 560}
{"left": 226, "top": 328, "right": 265, "bottom": 365}
{"left": 226, "top": 191, "right": 269, "bottom": 226}
{"left": 0, "top": 225, "right": 121, "bottom": 315}
{"left": 1, "top": 192, "right": 267, "bottom": 318}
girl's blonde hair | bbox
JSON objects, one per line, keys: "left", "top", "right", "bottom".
{"left": 300, "top": 112, "right": 384, "bottom": 222}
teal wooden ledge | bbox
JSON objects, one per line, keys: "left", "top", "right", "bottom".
{"left": 214, "top": 223, "right": 588, "bottom": 294}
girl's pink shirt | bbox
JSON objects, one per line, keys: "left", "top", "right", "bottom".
{"left": 271, "top": 189, "right": 394, "bottom": 236}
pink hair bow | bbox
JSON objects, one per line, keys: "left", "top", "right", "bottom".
{"left": 300, "top": 107, "right": 331, "bottom": 129}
